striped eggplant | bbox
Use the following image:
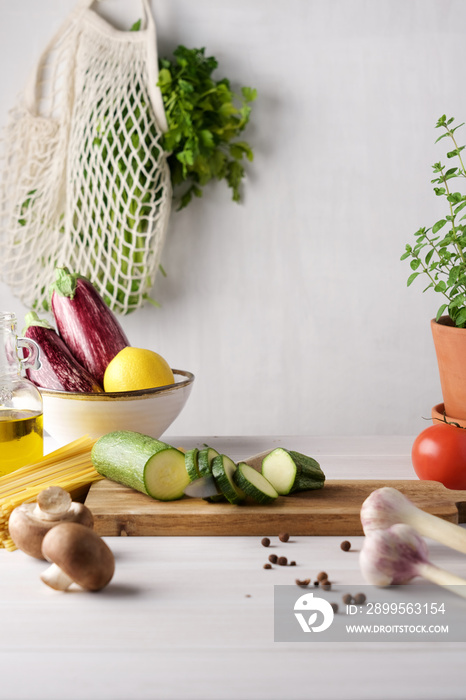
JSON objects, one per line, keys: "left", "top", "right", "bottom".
{"left": 50, "top": 268, "right": 130, "bottom": 385}
{"left": 23, "top": 312, "right": 102, "bottom": 392}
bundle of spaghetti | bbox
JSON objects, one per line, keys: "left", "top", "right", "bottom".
{"left": 0, "top": 436, "right": 103, "bottom": 551}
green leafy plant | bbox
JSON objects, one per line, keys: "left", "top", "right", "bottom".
{"left": 402, "top": 115, "right": 466, "bottom": 327}
{"left": 157, "top": 46, "right": 256, "bottom": 210}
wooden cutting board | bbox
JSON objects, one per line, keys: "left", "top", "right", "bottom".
{"left": 84, "top": 477, "right": 466, "bottom": 537}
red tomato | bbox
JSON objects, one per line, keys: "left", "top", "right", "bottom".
{"left": 412, "top": 422, "right": 466, "bottom": 489}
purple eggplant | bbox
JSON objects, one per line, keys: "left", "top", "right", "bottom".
{"left": 50, "top": 267, "right": 130, "bottom": 385}
{"left": 23, "top": 312, "right": 102, "bottom": 392}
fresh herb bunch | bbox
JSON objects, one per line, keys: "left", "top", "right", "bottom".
{"left": 20, "top": 27, "right": 256, "bottom": 314}
{"left": 157, "top": 46, "right": 256, "bottom": 210}
{"left": 402, "top": 115, "right": 466, "bottom": 327}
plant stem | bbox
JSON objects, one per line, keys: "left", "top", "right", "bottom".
{"left": 423, "top": 231, "right": 466, "bottom": 296}
{"left": 416, "top": 256, "right": 451, "bottom": 302}
{"left": 440, "top": 171, "right": 466, "bottom": 265}
{"left": 424, "top": 232, "right": 445, "bottom": 260}
{"left": 448, "top": 130, "right": 466, "bottom": 177}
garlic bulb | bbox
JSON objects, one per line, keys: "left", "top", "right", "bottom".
{"left": 360, "top": 487, "right": 466, "bottom": 554}
{"left": 360, "top": 524, "right": 466, "bottom": 599}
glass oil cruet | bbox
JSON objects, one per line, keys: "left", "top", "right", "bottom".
{"left": 0, "top": 312, "right": 43, "bottom": 476}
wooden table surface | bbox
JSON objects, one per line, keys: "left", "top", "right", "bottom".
{"left": 1, "top": 435, "right": 465, "bottom": 700}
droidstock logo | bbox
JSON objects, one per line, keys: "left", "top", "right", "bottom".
{"left": 294, "top": 592, "right": 335, "bottom": 633}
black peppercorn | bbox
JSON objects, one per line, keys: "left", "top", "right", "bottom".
{"left": 353, "top": 593, "right": 366, "bottom": 605}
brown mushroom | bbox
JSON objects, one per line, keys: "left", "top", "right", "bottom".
{"left": 8, "top": 486, "right": 94, "bottom": 559}
{"left": 40, "top": 522, "right": 115, "bottom": 591}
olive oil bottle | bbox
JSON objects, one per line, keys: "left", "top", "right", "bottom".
{"left": 0, "top": 312, "right": 43, "bottom": 474}
{"left": 0, "top": 409, "right": 43, "bottom": 476}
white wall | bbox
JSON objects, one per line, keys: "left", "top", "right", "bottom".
{"left": 1, "top": 0, "right": 463, "bottom": 437}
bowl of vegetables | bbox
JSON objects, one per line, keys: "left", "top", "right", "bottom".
{"left": 24, "top": 268, "right": 194, "bottom": 446}
{"left": 39, "top": 370, "right": 194, "bottom": 446}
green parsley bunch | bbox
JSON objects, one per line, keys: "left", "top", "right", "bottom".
{"left": 158, "top": 46, "right": 256, "bottom": 210}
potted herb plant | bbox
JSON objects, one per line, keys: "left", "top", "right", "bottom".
{"left": 402, "top": 115, "right": 466, "bottom": 420}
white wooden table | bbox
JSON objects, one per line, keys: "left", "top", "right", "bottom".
{"left": 1, "top": 435, "right": 465, "bottom": 700}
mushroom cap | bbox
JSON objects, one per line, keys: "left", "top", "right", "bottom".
{"left": 41, "top": 522, "right": 115, "bottom": 591}
{"left": 8, "top": 499, "right": 94, "bottom": 560}
{"left": 8, "top": 504, "right": 49, "bottom": 559}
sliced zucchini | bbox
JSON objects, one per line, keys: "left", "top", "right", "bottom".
{"left": 91, "top": 430, "right": 190, "bottom": 501}
{"left": 144, "top": 448, "right": 191, "bottom": 501}
{"left": 184, "top": 448, "right": 200, "bottom": 482}
{"left": 184, "top": 475, "right": 220, "bottom": 499}
{"left": 233, "top": 462, "right": 279, "bottom": 504}
{"left": 262, "top": 448, "right": 325, "bottom": 495}
{"left": 261, "top": 448, "right": 296, "bottom": 495}
{"left": 197, "top": 446, "right": 225, "bottom": 502}
{"left": 211, "top": 454, "right": 246, "bottom": 505}
{"left": 198, "top": 447, "right": 219, "bottom": 477}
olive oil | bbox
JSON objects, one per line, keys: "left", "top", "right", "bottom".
{"left": 0, "top": 409, "right": 43, "bottom": 476}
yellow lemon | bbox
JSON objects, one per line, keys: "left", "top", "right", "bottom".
{"left": 103, "top": 347, "right": 175, "bottom": 392}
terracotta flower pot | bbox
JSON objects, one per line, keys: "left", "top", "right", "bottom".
{"left": 431, "top": 316, "right": 466, "bottom": 420}
{"left": 431, "top": 402, "right": 466, "bottom": 429}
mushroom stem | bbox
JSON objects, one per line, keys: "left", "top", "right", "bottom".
{"left": 33, "top": 504, "right": 69, "bottom": 522}
{"left": 360, "top": 487, "right": 466, "bottom": 555}
{"left": 35, "top": 486, "right": 72, "bottom": 521}
{"left": 417, "top": 562, "right": 466, "bottom": 600}
{"left": 40, "top": 563, "right": 74, "bottom": 591}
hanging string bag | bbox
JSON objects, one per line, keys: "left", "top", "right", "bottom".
{"left": 0, "top": 0, "right": 171, "bottom": 314}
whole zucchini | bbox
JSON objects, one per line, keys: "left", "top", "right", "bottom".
{"left": 91, "top": 431, "right": 190, "bottom": 501}
{"left": 50, "top": 267, "right": 130, "bottom": 385}
{"left": 24, "top": 312, "right": 102, "bottom": 392}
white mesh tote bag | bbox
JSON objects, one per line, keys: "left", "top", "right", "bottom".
{"left": 0, "top": 0, "right": 171, "bottom": 314}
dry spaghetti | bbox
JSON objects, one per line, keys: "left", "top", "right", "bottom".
{"left": 0, "top": 436, "right": 102, "bottom": 551}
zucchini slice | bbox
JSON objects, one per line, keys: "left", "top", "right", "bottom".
{"left": 198, "top": 447, "right": 219, "bottom": 477}
{"left": 211, "top": 454, "right": 245, "bottom": 505}
{"left": 197, "top": 446, "right": 225, "bottom": 502}
{"left": 91, "top": 430, "right": 190, "bottom": 501}
{"left": 184, "top": 475, "right": 220, "bottom": 499}
{"left": 262, "top": 448, "right": 325, "bottom": 495}
{"left": 233, "top": 463, "right": 278, "bottom": 504}
{"left": 144, "top": 449, "right": 191, "bottom": 501}
{"left": 184, "top": 448, "right": 200, "bottom": 482}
